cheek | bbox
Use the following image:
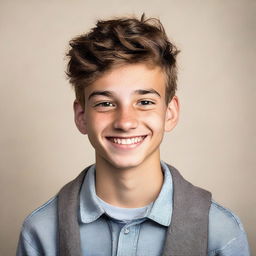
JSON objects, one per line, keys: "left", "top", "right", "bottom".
{"left": 85, "top": 112, "right": 112, "bottom": 135}
{"left": 143, "top": 111, "right": 166, "bottom": 133}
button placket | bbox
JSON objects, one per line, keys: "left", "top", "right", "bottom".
{"left": 116, "top": 220, "right": 146, "bottom": 256}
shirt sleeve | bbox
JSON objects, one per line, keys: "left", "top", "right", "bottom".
{"left": 16, "top": 231, "right": 42, "bottom": 256}
{"left": 16, "top": 196, "right": 58, "bottom": 256}
{"left": 215, "top": 231, "right": 250, "bottom": 256}
{"left": 208, "top": 200, "right": 251, "bottom": 256}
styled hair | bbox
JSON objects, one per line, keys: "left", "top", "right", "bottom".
{"left": 66, "top": 14, "right": 179, "bottom": 107}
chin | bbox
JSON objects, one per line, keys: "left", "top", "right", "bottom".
{"left": 106, "top": 156, "right": 145, "bottom": 170}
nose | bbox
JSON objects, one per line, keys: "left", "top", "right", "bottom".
{"left": 113, "top": 107, "right": 138, "bottom": 131}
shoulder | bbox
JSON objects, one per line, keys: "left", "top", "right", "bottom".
{"left": 22, "top": 196, "right": 58, "bottom": 232}
{"left": 208, "top": 200, "right": 250, "bottom": 254}
{"left": 18, "top": 196, "right": 58, "bottom": 255}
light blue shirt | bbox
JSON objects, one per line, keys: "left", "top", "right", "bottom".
{"left": 16, "top": 162, "right": 250, "bottom": 255}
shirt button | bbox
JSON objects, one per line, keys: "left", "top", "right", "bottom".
{"left": 124, "top": 228, "right": 130, "bottom": 234}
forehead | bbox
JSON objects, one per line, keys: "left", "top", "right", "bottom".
{"left": 84, "top": 63, "right": 166, "bottom": 98}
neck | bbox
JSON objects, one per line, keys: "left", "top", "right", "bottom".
{"left": 95, "top": 153, "right": 164, "bottom": 208}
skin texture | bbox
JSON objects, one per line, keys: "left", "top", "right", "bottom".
{"left": 74, "top": 63, "right": 179, "bottom": 208}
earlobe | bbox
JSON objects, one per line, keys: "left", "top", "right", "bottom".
{"left": 164, "top": 96, "right": 180, "bottom": 132}
{"left": 73, "top": 100, "right": 87, "bottom": 135}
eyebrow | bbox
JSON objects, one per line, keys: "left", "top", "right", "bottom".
{"left": 134, "top": 89, "right": 161, "bottom": 98}
{"left": 88, "top": 91, "right": 113, "bottom": 100}
{"left": 88, "top": 88, "right": 161, "bottom": 100}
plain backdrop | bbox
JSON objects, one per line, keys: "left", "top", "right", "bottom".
{"left": 0, "top": 0, "right": 255, "bottom": 255}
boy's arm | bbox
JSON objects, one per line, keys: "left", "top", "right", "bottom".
{"left": 16, "top": 230, "right": 42, "bottom": 256}
{"left": 16, "top": 197, "right": 58, "bottom": 256}
{"left": 208, "top": 201, "right": 251, "bottom": 256}
{"left": 212, "top": 231, "right": 250, "bottom": 256}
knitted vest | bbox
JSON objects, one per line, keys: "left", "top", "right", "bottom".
{"left": 57, "top": 164, "right": 212, "bottom": 256}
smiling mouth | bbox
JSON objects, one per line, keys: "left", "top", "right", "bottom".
{"left": 106, "top": 136, "right": 147, "bottom": 145}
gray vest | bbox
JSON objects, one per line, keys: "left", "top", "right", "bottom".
{"left": 57, "top": 164, "right": 212, "bottom": 256}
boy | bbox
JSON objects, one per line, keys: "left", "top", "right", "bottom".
{"left": 17, "top": 14, "right": 250, "bottom": 255}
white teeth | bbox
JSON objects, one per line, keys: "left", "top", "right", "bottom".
{"left": 111, "top": 136, "right": 144, "bottom": 145}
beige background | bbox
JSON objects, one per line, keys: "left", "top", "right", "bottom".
{"left": 0, "top": 0, "right": 255, "bottom": 255}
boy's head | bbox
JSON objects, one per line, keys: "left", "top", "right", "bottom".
{"left": 66, "top": 14, "right": 179, "bottom": 108}
{"left": 67, "top": 14, "right": 180, "bottom": 169}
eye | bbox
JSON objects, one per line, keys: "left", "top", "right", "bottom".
{"left": 138, "top": 100, "right": 155, "bottom": 106}
{"left": 93, "top": 101, "right": 116, "bottom": 112}
{"left": 95, "top": 102, "right": 115, "bottom": 107}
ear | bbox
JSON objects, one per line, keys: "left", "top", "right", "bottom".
{"left": 73, "top": 100, "right": 87, "bottom": 135}
{"left": 164, "top": 95, "right": 180, "bottom": 132}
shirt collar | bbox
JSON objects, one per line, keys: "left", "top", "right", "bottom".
{"left": 79, "top": 165, "right": 105, "bottom": 223}
{"left": 145, "top": 161, "right": 173, "bottom": 226}
{"left": 79, "top": 161, "right": 173, "bottom": 227}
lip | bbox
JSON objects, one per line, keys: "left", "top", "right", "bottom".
{"left": 106, "top": 135, "right": 147, "bottom": 149}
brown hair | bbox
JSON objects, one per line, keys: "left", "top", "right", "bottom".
{"left": 66, "top": 14, "right": 179, "bottom": 107}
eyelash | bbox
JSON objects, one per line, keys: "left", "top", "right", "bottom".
{"left": 93, "top": 100, "right": 156, "bottom": 109}
{"left": 138, "top": 100, "right": 155, "bottom": 105}
{"left": 94, "top": 102, "right": 115, "bottom": 107}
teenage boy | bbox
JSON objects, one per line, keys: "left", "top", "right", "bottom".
{"left": 17, "top": 15, "right": 250, "bottom": 256}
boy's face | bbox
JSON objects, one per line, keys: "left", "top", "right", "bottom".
{"left": 74, "top": 63, "right": 179, "bottom": 170}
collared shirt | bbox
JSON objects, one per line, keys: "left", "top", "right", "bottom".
{"left": 16, "top": 162, "right": 250, "bottom": 256}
